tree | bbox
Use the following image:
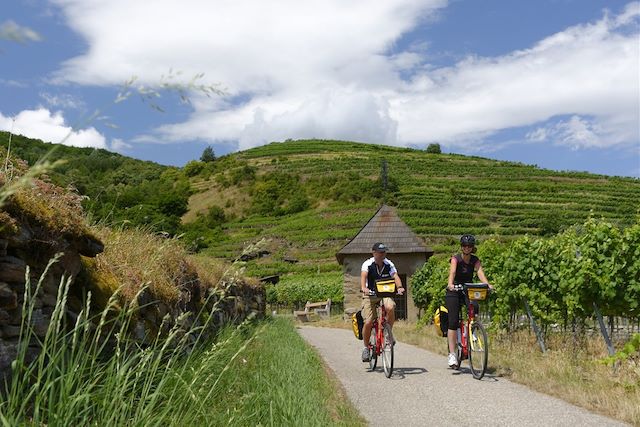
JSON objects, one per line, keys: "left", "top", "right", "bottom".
{"left": 200, "top": 146, "right": 216, "bottom": 162}
{"left": 426, "top": 143, "right": 441, "bottom": 154}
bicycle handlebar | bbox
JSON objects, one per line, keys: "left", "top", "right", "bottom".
{"left": 452, "top": 283, "right": 493, "bottom": 293}
{"left": 360, "top": 289, "right": 404, "bottom": 296}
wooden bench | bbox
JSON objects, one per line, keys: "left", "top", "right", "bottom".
{"left": 293, "top": 299, "right": 332, "bottom": 322}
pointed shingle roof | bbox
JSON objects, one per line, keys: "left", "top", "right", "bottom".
{"left": 336, "top": 204, "right": 432, "bottom": 264}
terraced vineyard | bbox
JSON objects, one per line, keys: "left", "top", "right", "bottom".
{"left": 187, "top": 139, "right": 640, "bottom": 278}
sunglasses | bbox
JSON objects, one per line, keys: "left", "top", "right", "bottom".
{"left": 462, "top": 244, "right": 474, "bottom": 248}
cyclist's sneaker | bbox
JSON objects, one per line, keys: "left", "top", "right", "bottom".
{"left": 448, "top": 353, "right": 457, "bottom": 367}
{"left": 361, "top": 347, "right": 370, "bottom": 362}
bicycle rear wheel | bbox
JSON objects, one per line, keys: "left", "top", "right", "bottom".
{"left": 468, "top": 321, "right": 488, "bottom": 379}
{"left": 368, "top": 330, "right": 378, "bottom": 371}
{"left": 382, "top": 323, "right": 394, "bottom": 378}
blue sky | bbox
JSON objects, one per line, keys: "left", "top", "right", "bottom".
{"left": 1, "top": 0, "right": 638, "bottom": 177}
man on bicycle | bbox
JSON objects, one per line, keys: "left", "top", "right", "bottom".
{"left": 360, "top": 242, "right": 404, "bottom": 362}
{"left": 445, "top": 234, "right": 493, "bottom": 368}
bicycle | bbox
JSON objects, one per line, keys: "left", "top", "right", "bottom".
{"left": 451, "top": 282, "right": 491, "bottom": 379}
{"left": 362, "top": 290, "right": 396, "bottom": 378}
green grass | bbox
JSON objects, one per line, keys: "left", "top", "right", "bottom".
{"left": 198, "top": 317, "right": 364, "bottom": 426}
{"left": 0, "top": 265, "right": 363, "bottom": 426}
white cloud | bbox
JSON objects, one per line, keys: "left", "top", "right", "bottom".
{"left": 39, "top": 92, "right": 85, "bottom": 110}
{"left": 394, "top": 2, "right": 640, "bottom": 149}
{"left": 51, "top": 0, "right": 446, "bottom": 90}
{"left": 0, "top": 108, "right": 107, "bottom": 148}
{"left": 0, "top": 20, "right": 41, "bottom": 43}
{"left": 154, "top": 86, "right": 399, "bottom": 150}
{"left": 49, "top": 0, "right": 446, "bottom": 147}
{"left": 0, "top": 79, "right": 28, "bottom": 88}
{"left": 110, "top": 138, "right": 132, "bottom": 152}
{"left": 527, "top": 116, "right": 605, "bottom": 149}
{"left": 49, "top": 0, "right": 639, "bottom": 151}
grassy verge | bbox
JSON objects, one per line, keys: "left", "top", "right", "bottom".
{"left": 303, "top": 315, "right": 639, "bottom": 425}
{"left": 198, "top": 316, "right": 365, "bottom": 426}
{"left": 0, "top": 290, "right": 364, "bottom": 427}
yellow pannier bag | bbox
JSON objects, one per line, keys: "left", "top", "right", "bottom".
{"left": 434, "top": 305, "right": 448, "bottom": 337}
{"left": 351, "top": 310, "right": 364, "bottom": 340}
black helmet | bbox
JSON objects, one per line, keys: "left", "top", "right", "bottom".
{"left": 372, "top": 242, "right": 388, "bottom": 252}
{"left": 460, "top": 234, "right": 476, "bottom": 246}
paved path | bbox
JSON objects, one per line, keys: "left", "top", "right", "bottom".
{"left": 297, "top": 326, "right": 628, "bottom": 427}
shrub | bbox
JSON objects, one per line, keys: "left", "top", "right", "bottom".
{"left": 272, "top": 273, "right": 343, "bottom": 305}
{"left": 183, "top": 160, "right": 205, "bottom": 177}
{"left": 411, "top": 256, "right": 449, "bottom": 321}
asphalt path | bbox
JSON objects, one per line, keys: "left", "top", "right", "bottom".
{"left": 297, "top": 326, "right": 628, "bottom": 427}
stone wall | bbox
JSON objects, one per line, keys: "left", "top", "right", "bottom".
{"left": 0, "top": 220, "right": 265, "bottom": 382}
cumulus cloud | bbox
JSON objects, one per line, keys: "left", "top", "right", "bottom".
{"left": 0, "top": 108, "right": 107, "bottom": 148}
{"left": 394, "top": 2, "right": 640, "bottom": 149}
{"left": 49, "top": 0, "right": 446, "bottom": 146}
{"left": 49, "top": 0, "right": 639, "bottom": 151}
{"left": 51, "top": 0, "right": 445, "bottom": 89}
{"left": 155, "top": 87, "right": 399, "bottom": 150}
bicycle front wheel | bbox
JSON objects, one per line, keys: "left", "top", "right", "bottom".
{"left": 382, "top": 323, "right": 394, "bottom": 378}
{"left": 368, "top": 331, "right": 378, "bottom": 371}
{"left": 468, "top": 321, "right": 488, "bottom": 379}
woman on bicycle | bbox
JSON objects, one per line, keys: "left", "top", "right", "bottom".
{"left": 445, "top": 234, "right": 492, "bottom": 368}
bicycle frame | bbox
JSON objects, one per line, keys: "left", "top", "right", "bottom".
{"left": 365, "top": 297, "right": 395, "bottom": 377}
{"left": 370, "top": 303, "right": 387, "bottom": 357}
{"left": 453, "top": 283, "right": 490, "bottom": 379}
{"left": 457, "top": 293, "right": 476, "bottom": 359}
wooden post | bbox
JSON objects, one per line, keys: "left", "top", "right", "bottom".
{"left": 524, "top": 299, "right": 546, "bottom": 353}
{"left": 593, "top": 302, "right": 615, "bottom": 356}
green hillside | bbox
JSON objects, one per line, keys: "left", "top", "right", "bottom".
{"left": 2, "top": 133, "right": 638, "bottom": 281}
{"left": 0, "top": 131, "right": 190, "bottom": 234}
{"left": 184, "top": 139, "right": 640, "bottom": 278}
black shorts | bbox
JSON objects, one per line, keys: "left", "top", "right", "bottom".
{"left": 445, "top": 290, "right": 479, "bottom": 330}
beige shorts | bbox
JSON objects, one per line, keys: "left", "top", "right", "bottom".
{"left": 361, "top": 296, "right": 396, "bottom": 322}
